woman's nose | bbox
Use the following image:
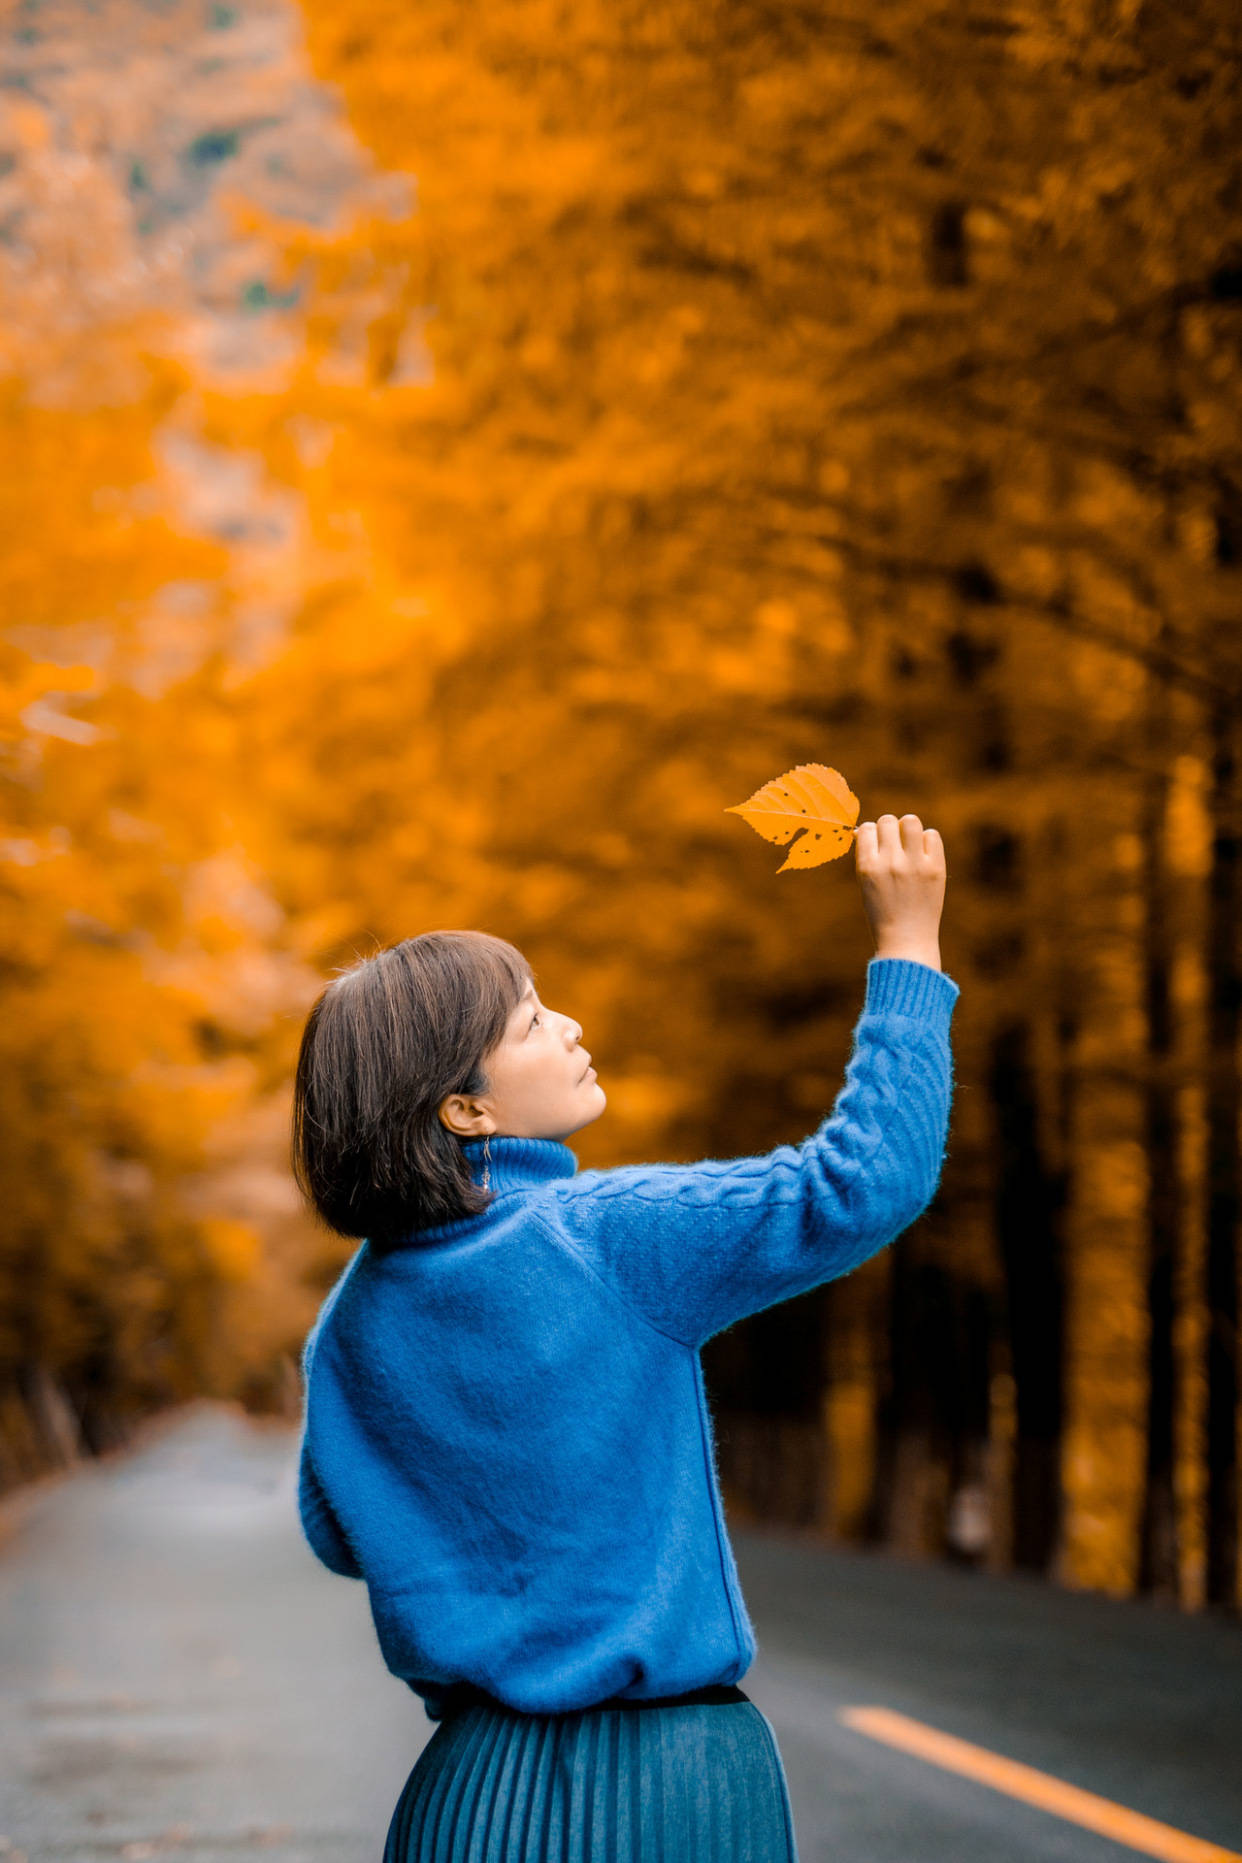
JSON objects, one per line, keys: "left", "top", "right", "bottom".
{"left": 564, "top": 1017, "right": 582, "bottom": 1045}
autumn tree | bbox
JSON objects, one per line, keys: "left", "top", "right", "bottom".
{"left": 222, "top": 0, "right": 1242, "bottom": 1605}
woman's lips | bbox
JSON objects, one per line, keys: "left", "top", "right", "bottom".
{"left": 579, "top": 1062, "right": 596, "bottom": 1082}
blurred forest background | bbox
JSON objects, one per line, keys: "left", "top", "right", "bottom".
{"left": 1, "top": 0, "right": 1239, "bottom": 1616}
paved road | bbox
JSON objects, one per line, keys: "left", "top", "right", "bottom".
{"left": 0, "top": 1405, "right": 1238, "bottom": 1861}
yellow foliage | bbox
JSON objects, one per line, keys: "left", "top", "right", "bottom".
{"left": 1, "top": 0, "right": 1237, "bottom": 1609}
{"left": 200, "top": 1218, "right": 262, "bottom": 1284}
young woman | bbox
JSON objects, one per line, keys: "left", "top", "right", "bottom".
{"left": 293, "top": 812, "right": 956, "bottom": 1861}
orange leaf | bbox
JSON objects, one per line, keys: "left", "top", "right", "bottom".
{"left": 725, "top": 763, "right": 860, "bottom": 873}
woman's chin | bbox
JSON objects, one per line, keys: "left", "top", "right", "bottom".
{"left": 549, "top": 1095, "right": 605, "bottom": 1142}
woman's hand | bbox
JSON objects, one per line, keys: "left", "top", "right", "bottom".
{"left": 854, "top": 814, "right": 946, "bottom": 971}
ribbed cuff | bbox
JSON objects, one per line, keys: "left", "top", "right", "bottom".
{"left": 864, "top": 956, "right": 960, "bottom": 1022}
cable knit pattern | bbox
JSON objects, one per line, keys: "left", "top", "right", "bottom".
{"left": 296, "top": 957, "right": 960, "bottom": 1720}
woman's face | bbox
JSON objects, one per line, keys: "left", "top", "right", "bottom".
{"left": 439, "top": 979, "right": 606, "bottom": 1142}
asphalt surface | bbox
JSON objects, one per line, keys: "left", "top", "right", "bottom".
{"left": 0, "top": 1404, "right": 1238, "bottom": 1861}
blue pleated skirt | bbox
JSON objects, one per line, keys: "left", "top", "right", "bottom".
{"left": 383, "top": 1687, "right": 799, "bottom": 1862}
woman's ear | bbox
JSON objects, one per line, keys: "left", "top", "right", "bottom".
{"left": 437, "top": 1094, "right": 494, "bottom": 1139}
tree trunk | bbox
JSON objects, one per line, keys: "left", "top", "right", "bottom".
{"left": 990, "top": 1019, "right": 1066, "bottom": 1572}
{"left": 1138, "top": 647, "right": 1181, "bottom": 1597}
{"left": 863, "top": 1246, "right": 909, "bottom": 1548}
{"left": 864, "top": 1252, "right": 983, "bottom": 1556}
{"left": 1205, "top": 694, "right": 1241, "bottom": 1609}
{"left": 945, "top": 1281, "right": 994, "bottom": 1562}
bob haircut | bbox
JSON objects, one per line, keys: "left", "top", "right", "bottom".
{"left": 291, "top": 930, "right": 534, "bottom": 1249}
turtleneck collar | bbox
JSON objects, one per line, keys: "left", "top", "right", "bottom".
{"left": 459, "top": 1135, "right": 579, "bottom": 1198}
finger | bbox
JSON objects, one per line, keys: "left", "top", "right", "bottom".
{"left": 854, "top": 821, "right": 878, "bottom": 866}
{"left": 875, "top": 813, "right": 900, "bottom": 853}
{"left": 898, "top": 813, "right": 924, "bottom": 854}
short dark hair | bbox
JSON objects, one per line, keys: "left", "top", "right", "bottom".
{"left": 291, "top": 930, "right": 534, "bottom": 1248}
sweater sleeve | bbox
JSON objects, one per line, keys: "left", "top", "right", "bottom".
{"left": 542, "top": 958, "right": 959, "bottom": 1350}
{"left": 298, "top": 1438, "right": 364, "bottom": 1579}
{"left": 296, "top": 1265, "right": 366, "bottom": 1580}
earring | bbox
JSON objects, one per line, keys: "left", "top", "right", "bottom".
{"left": 481, "top": 1133, "right": 492, "bottom": 1192}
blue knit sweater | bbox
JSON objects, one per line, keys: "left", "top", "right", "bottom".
{"left": 297, "top": 956, "right": 959, "bottom": 1719}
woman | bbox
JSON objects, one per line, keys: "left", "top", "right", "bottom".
{"left": 292, "top": 812, "right": 957, "bottom": 1860}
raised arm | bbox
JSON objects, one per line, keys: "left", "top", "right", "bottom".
{"left": 542, "top": 955, "right": 957, "bottom": 1348}
{"left": 541, "top": 814, "right": 956, "bottom": 1349}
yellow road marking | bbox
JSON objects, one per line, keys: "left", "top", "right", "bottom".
{"left": 839, "top": 1706, "right": 1242, "bottom": 1863}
